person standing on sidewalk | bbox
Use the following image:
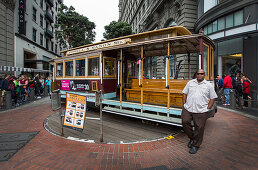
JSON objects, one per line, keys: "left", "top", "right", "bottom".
{"left": 243, "top": 75, "right": 251, "bottom": 107}
{"left": 222, "top": 73, "right": 232, "bottom": 106}
{"left": 182, "top": 69, "right": 217, "bottom": 154}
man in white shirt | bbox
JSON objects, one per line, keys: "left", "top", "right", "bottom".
{"left": 182, "top": 69, "right": 217, "bottom": 154}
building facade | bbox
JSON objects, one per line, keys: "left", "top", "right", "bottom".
{"left": 118, "top": 0, "right": 198, "bottom": 79}
{"left": 195, "top": 0, "right": 258, "bottom": 105}
{"left": 14, "top": 0, "right": 63, "bottom": 74}
{"left": 0, "top": 0, "right": 15, "bottom": 69}
{"left": 119, "top": 0, "right": 197, "bottom": 33}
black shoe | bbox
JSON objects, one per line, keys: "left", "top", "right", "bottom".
{"left": 187, "top": 140, "right": 193, "bottom": 148}
{"left": 189, "top": 146, "right": 198, "bottom": 154}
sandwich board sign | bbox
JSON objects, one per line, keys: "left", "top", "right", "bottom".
{"left": 64, "top": 93, "right": 86, "bottom": 132}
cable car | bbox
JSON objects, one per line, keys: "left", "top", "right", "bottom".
{"left": 51, "top": 26, "right": 215, "bottom": 126}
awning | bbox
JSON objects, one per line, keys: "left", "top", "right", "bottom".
{"left": 0, "top": 66, "right": 49, "bottom": 73}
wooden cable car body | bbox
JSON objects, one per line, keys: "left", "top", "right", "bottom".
{"left": 51, "top": 26, "right": 215, "bottom": 126}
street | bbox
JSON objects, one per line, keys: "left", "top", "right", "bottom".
{"left": 0, "top": 97, "right": 257, "bottom": 169}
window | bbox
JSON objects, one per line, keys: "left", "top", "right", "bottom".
{"left": 46, "top": 38, "right": 49, "bottom": 50}
{"left": 226, "top": 13, "right": 233, "bottom": 28}
{"left": 55, "top": 44, "right": 57, "bottom": 53}
{"left": 212, "top": 20, "right": 217, "bottom": 32}
{"left": 56, "top": 62, "right": 63, "bottom": 77}
{"left": 32, "top": 28, "right": 37, "bottom": 42}
{"left": 218, "top": 17, "right": 225, "bottom": 31}
{"left": 65, "top": 61, "right": 73, "bottom": 77}
{"left": 234, "top": 10, "right": 243, "bottom": 26}
{"left": 33, "top": 7, "right": 37, "bottom": 21}
{"left": 203, "top": 44, "right": 209, "bottom": 75}
{"left": 40, "top": 0, "right": 43, "bottom": 8}
{"left": 208, "top": 23, "right": 212, "bottom": 34}
{"left": 40, "top": 33, "right": 43, "bottom": 45}
{"left": 128, "top": 61, "right": 136, "bottom": 77}
{"left": 204, "top": 26, "right": 208, "bottom": 34}
{"left": 204, "top": 0, "right": 218, "bottom": 13}
{"left": 104, "top": 58, "right": 115, "bottom": 76}
{"left": 76, "top": 59, "right": 85, "bottom": 76}
{"left": 51, "top": 42, "right": 54, "bottom": 51}
{"left": 40, "top": 14, "right": 43, "bottom": 27}
{"left": 88, "top": 56, "right": 99, "bottom": 76}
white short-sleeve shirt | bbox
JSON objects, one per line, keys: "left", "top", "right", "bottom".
{"left": 183, "top": 79, "right": 217, "bottom": 113}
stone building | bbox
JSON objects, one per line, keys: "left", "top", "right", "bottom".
{"left": 0, "top": 0, "right": 15, "bottom": 70}
{"left": 14, "top": 0, "right": 63, "bottom": 74}
{"left": 118, "top": 0, "right": 198, "bottom": 79}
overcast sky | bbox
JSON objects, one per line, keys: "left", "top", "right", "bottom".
{"left": 64, "top": 0, "right": 119, "bottom": 43}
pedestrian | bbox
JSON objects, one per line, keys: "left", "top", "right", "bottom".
{"left": 19, "top": 75, "right": 28, "bottom": 102}
{"left": 34, "top": 74, "right": 41, "bottom": 98}
{"left": 1, "top": 74, "right": 10, "bottom": 108}
{"left": 222, "top": 73, "right": 232, "bottom": 106}
{"left": 243, "top": 75, "right": 251, "bottom": 107}
{"left": 182, "top": 69, "right": 217, "bottom": 154}
{"left": 14, "top": 77, "right": 20, "bottom": 107}
{"left": 46, "top": 76, "right": 52, "bottom": 95}
{"left": 235, "top": 76, "right": 244, "bottom": 109}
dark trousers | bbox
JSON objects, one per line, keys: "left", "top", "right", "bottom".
{"left": 182, "top": 107, "right": 208, "bottom": 148}
{"left": 243, "top": 93, "right": 248, "bottom": 107}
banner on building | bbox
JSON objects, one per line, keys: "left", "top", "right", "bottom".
{"left": 63, "top": 93, "right": 87, "bottom": 131}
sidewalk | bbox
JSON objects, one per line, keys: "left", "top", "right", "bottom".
{"left": 0, "top": 98, "right": 257, "bottom": 169}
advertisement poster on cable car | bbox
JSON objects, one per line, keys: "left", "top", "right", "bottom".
{"left": 64, "top": 93, "right": 87, "bottom": 131}
{"left": 60, "top": 80, "right": 90, "bottom": 91}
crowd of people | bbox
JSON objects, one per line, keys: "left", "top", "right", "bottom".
{"left": 215, "top": 72, "right": 252, "bottom": 109}
{"left": 0, "top": 74, "right": 52, "bottom": 108}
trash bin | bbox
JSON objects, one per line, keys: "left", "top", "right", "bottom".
{"left": 51, "top": 89, "right": 61, "bottom": 111}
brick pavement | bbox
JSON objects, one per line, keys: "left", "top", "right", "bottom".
{"left": 0, "top": 99, "right": 257, "bottom": 169}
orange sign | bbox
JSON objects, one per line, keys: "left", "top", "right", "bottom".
{"left": 64, "top": 93, "right": 86, "bottom": 130}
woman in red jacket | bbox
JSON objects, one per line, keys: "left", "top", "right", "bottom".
{"left": 243, "top": 75, "right": 251, "bottom": 107}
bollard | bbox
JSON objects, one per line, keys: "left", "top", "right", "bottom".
{"left": 5, "top": 91, "right": 12, "bottom": 109}
{"left": 29, "top": 88, "right": 35, "bottom": 101}
{"left": 230, "top": 89, "right": 236, "bottom": 109}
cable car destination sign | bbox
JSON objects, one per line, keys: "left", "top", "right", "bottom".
{"left": 67, "top": 38, "right": 131, "bottom": 55}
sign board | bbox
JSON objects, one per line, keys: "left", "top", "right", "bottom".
{"left": 67, "top": 38, "right": 131, "bottom": 55}
{"left": 63, "top": 93, "right": 87, "bottom": 131}
{"left": 60, "top": 80, "right": 90, "bottom": 91}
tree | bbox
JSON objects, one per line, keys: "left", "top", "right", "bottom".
{"left": 55, "top": 4, "right": 96, "bottom": 48}
{"left": 103, "top": 21, "right": 133, "bottom": 40}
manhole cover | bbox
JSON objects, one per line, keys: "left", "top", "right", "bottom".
{"left": 0, "top": 131, "right": 39, "bottom": 161}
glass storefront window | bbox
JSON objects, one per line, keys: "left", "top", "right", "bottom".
{"left": 234, "top": 10, "right": 243, "bottom": 26}
{"left": 56, "top": 62, "right": 63, "bottom": 77}
{"left": 88, "top": 56, "right": 99, "bottom": 76}
{"left": 76, "top": 59, "right": 85, "bottom": 76}
{"left": 212, "top": 20, "right": 217, "bottom": 32}
{"left": 218, "top": 17, "right": 225, "bottom": 31}
{"left": 226, "top": 13, "right": 233, "bottom": 28}
{"left": 65, "top": 61, "right": 73, "bottom": 77}
{"left": 208, "top": 23, "right": 212, "bottom": 34}
{"left": 221, "top": 54, "right": 242, "bottom": 76}
{"left": 203, "top": 45, "right": 208, "bottom": 75}
{"left": 204, "top": 26, "right": 208, "bottom": 34}
{"left": 104, "top": 58, "right": 115, "bottom": 76}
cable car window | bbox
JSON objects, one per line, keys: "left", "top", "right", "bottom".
{"left": 56, "top": 62, "right": 63, "bottom": 77}
{"left": 76, "top": 59, "right": 85, "bottom": 76}
{"left": 65, "top": 61, "right": 73, "bottom": 77}
{"left": 88, "top": 56, "right": 99, "bottom": 76}
{"left": 104, "top": 58, "right": 115, "bottom": 76}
